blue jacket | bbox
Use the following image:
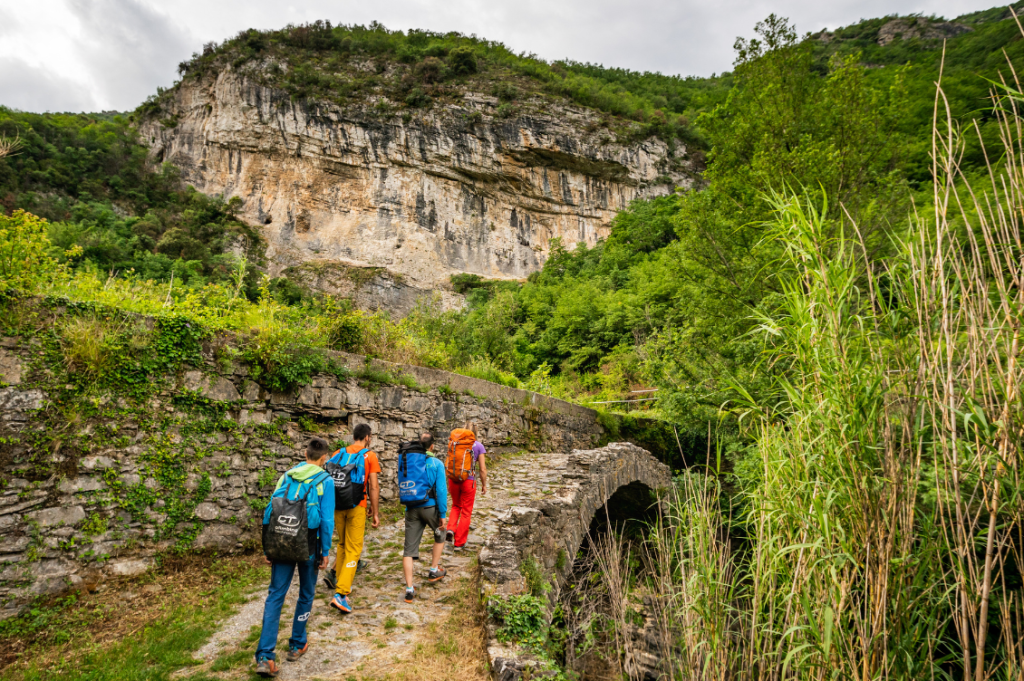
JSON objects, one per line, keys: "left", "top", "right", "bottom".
{"left": 262, "top": 462, "right": 336, "bottom": 558}
{"left": 419, "top": 454, "right": 448, "bottom": 517}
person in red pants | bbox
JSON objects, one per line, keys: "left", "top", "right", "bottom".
{"left": 445, "top": 422, "right": 488, "bottom": 551}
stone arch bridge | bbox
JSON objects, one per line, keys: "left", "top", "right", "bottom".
{"left": 479, "top": 442, "right": 672, "bottom": 679}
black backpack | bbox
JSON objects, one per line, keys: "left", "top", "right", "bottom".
{"left": 324, "top": 447, "right": 368, "bottom": 511}
{"left": 262, "top": 471, "right": 329, "bottom": 562}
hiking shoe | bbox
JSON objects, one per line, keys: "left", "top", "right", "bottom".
{"left": 404, "top": 587, "right": 415, "bottom": 603}
{"left": 356, "top": 559, "right": 367, "bottom": 574}
{"left": 331, "top": 593, "right": 352, "bottom": 613}
{"left": 428, "top": 566, "right": 447, "bottom": 583}
{"left": 255, "top": 657, "right": 279, "bottom": 678}
{"left": 453, "top": 545, "right": 464, "bottom": 553}
{"left": 322, "top": 570, "right": 337, "bottom": 592}
{"left": 445, "top": 530, "right": 454, "bottom": 544}
{"left": 286, "top": 643, "right": 308, "bottom": 662}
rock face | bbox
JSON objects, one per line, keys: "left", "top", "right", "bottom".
{"left": 138, "top": 69, "right": 695, "bottom": 300}
{"left": 876, "top": 18, "right": 971, "bottom": 46}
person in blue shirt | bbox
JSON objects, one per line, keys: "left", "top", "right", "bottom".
{"left": 254, "top": 438, "right": 335, "bottom": 678}
{"left": 401, "top": 432, "right": 448, "bottom": 603}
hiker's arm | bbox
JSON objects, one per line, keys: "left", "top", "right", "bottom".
{"left": 320, "top": 477, "right": 336, "bottom": 561}
{"left": 368, "top": 471, "right": 380, "bottom": 528}
{"left": 478, "top": 453, "right": 488, "bottom": 495}
{"left": 434, "top": 463, "right": 448, "bottom": 520}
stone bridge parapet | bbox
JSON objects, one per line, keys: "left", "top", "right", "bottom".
{"left": 479, "top": 442, "right": 671, "bottom": 680}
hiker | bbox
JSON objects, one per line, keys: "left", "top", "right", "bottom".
{"left": 445, "top": 421, "right": 488, "bottom": 551}
{"left": 322, "top": 423, "right": 381, "bottom": 613}
{"left": 255, "top": 437, "right": 335, "bottom": 678}
{"left": 399, "top": 431, "right": 448, "bottom": 603}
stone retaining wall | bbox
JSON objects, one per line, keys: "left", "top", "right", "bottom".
{"left": 0, "top": 326, "right": 603, "bottom": 618}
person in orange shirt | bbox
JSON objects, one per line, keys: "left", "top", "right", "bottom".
{"left": 323, "top": 423, "right": 381, "bottom": 613}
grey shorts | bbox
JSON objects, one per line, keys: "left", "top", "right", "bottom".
{"left": 403, "top": 505, "right": 442, "bottom": 558}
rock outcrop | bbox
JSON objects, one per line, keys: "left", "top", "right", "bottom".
{"left": 138, "top": 67, "right": 696, "bottom": 303}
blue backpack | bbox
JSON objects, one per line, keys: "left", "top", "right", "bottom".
{"left": 262, "top": 470, "right": 330, "bottom": 562}
{"left": 325, "top": 447, "right": 368, "bottom": 511}
{"left": 397, "top": 441, "right": 435, "bottom": 507}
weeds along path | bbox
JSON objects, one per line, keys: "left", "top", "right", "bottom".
{"left": 177, "top": 451, "right": 545, "bottom": 681}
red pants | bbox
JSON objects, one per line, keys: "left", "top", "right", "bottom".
{"left": 446, "top": 477, "right": 476, "bottom": 547}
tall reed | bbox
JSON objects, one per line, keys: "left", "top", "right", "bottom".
{"left": 596, "top": 46, "right": 1024, "bottom": 681}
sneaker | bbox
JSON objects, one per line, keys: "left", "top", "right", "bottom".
{"left": 445, "top": 530, "right": 454, "bottom": 544}
{"left": 428, "top": 566, "right": 447, "bottom": 583}
{"left": 255, "top": 657, "right": 279, "bottom": 678}
{"left": 322, "top": 569, "right": 337, "bottom": 592}
{"left": 331, "top": 593, "right": 352, "bottom": 613}
{"left": 286, "top": 643, "right": 308, "bottom": 662}
{"left": 404, "top": 587, "right": 415, "bottom": 603}
{"left": 356, "top": 559, "right": 367, "bottom": 574}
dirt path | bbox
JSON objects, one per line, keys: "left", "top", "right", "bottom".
{"left": 176, "top": 451, "right": 551, "bottom": 680}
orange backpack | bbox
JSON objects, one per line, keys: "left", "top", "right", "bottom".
{"left": 446, "top": 429, "right": 476, "bottom": 482}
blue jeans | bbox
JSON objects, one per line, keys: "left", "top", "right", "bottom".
{"left": 255, "top": 558, "right": 318, "bottom": 661}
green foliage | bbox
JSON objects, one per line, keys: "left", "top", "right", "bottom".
{"left": 0, "top": 108, "right": 263, "bottom": 293}
{"left": 447, "top": 46, "right": 478, "bottom": 75}
{"left": 487, "top": 594, "right": 547, "bottom": 645}
{"left": 0, "top": 210, "right": 72, "bottom": 290}
{"left": 521, "top": 554, "right": 552, "bottom": 597}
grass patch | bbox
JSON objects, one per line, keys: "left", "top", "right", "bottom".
{"left": 362, "top": 560, "right": 489, "bottom": 680}
{"left": 0, "top": 553, "right": 266, "bottom": 680}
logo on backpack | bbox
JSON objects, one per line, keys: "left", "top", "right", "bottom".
{"left": 276, "top": 515, "right": 301, "bottom": 530}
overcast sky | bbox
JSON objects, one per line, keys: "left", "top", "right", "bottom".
{"left": 0, "top": 0, "right": 996, "bottom": 113}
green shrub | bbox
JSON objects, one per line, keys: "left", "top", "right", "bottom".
{"left": 487, "top": 594, "right": 546, "bottom": 645}
{"left": 447, "top": 46, "right": 477, "bottom": 75}
{"left": 496, "top": 103, "right": 517, "bottom": 119}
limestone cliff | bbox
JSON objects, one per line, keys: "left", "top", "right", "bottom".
{"left": 138, "top": 66, "right": 696, "bottom": 301}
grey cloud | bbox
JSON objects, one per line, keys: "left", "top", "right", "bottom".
{"left": 0, "top": 8, "right": 18, "bottom": 39}
{"left": 66, "top": 0, "right": 194, "bottom": 110}
{"left": 4, "top": 0, "right": 994, "bottom": 113}
{"left": 0, "top": 57, "right": 96, "bottom": 112}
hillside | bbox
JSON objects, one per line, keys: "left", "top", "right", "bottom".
{"left": 131, "top": 23, "right": 716, "bottom": 306}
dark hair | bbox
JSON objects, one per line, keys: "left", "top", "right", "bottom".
{"left": 352, "top": 423, "right": 372, "bottom": 442}
{"left": 306, "top": 437, "right": 330, "bottom": 460}
{"left": 419, "top": 432, "right": 434, "bottom": 449}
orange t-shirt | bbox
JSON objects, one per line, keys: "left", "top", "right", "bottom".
{"left": 344, "top": 443, "right": 381, "bottom": 508}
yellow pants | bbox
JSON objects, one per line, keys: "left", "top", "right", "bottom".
{"left": 333, "top": 506, "right": 366, "bottom": 596}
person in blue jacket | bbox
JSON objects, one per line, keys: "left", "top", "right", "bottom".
{"left": 255, "top": 437, "right": 335, "bottom": 678}
{"left": 401, "top": 432, "right": 448, "bottom": 603}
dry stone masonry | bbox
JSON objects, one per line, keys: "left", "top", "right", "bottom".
{"left": 480, "top": 442, "right": 672, "bottom": 680}
{"left": 0, "top": 326, "right": 603, "bottom": 619}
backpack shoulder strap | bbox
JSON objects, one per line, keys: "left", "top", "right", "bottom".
{"left": 305, "top": 471, "right": 331, "bottom": 505}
